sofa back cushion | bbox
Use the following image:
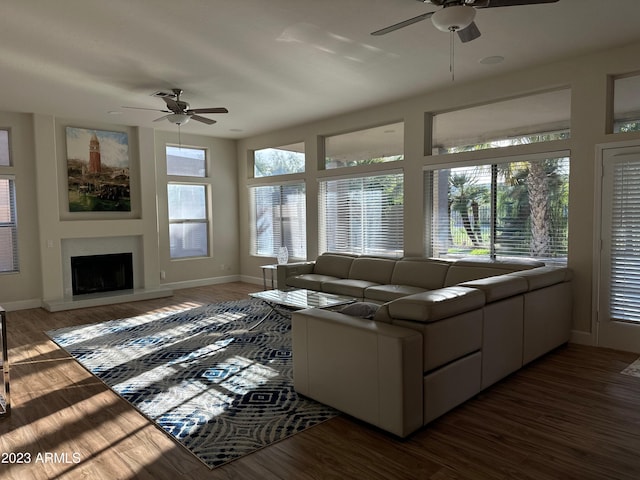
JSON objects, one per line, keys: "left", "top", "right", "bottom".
{"left": 391, "top": 259, "right": 451, "bottom": 289}
{"left": 348, "top": 257, "right": 396, "bottom": 284}
{"left": 314, "top": 253, "right": 356, "bottom": 278}
{"left": 443, "top": 257, "right": 543, "bottom": 287}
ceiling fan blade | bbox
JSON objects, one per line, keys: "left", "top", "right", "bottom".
{"left": 190, "top": 115, "right": 217, "bottom": 125}
{"left": 162, "top": 96, "right": 182, "bottom": 113}
{"left": 190, "top": 107, "right": 229, "bottom": 114}
{"left": 122, "top": 106, "right": 169, "bottom": 113}
{"left": 477, "top": 0, "right": 558, "bottom": 7}
{"left": 153, "top": 114, "right": 171, "bottom": 122}
{"left": 457, "top": 21, "right": 481, "bottom": 43}
{"left": 371, "top": 12, "right": 433, "bottom": 36}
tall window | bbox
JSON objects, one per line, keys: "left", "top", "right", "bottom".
{"left": 166, "top": 146, "right": 210, "bottom": 259}
{"left": 319, "top": 172, "right": 403, "bottom": 256}
{"left": 0, "top": 177, "right": 18, "bottom": 272}
{"left": 427, "top": 155, "right": 569, "bottom": 264}
{"left": 250, "top": 183, "right": 306, "bottom": 259}
{"left": 0, "top": 130, "right": 17, "bottom": 273}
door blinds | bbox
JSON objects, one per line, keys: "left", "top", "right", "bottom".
{"left": 608, "top": 158, "right": 640, "bottom": 323}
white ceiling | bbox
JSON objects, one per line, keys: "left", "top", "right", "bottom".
{"left": 1, "top": 0, "right": 639, "bottom": 139}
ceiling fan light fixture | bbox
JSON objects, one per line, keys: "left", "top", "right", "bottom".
{"left": 167, "top": 113, "right": 190, "bottom": 125}
{"left": 431, "top": 5, "right": 476, "bottom": 32}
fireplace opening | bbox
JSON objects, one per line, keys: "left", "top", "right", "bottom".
{"left": 71, "top": 253, "right": 134, "bottom": 296}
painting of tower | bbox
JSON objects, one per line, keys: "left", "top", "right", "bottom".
{"left": 88, "top": 132, "right": 102, "bottom": 173}
{"left": 66, "top": 127, "right": 130, "bottom": 212}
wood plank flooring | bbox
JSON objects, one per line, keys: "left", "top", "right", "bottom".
{"left": 1, "top": 282, "right": 640, "bottom": 479}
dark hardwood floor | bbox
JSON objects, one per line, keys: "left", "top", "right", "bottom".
{"left": 1, "top": 282, "right": 640, "bottom": 479}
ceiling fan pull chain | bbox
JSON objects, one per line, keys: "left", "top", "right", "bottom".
{"left": 450, "top": 29, "right": 455, "bottom": 82}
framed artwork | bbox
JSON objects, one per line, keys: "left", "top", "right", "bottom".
{"left": 66, "top": 127, "right": 130, "bottom": 212}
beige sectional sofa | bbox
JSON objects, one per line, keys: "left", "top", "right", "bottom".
{"left": 278, "top": 253, "right": 573, "bottom": 437}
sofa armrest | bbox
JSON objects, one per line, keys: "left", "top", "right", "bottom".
{"left": 292, "top": 308, "right": 423, "bottom": 437}
{"left": 276, "top": 262, "right": 315, "bottom": 289}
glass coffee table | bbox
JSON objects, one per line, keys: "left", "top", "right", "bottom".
{"left": 248, "top": 288, "right": 357, "bottom": 330}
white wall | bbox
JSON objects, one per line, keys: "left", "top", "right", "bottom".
{"left": 154, "top": 130, "right": 239, "bottom": 288}
{"left": 0, "top": 115, "right": 240, "bottom": 310}
{"left": 236, "top": 40, "right": 640, "bottom": 339}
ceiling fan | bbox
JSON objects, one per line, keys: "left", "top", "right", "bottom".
{"left": 371, "top": 0, "right": 559, "bottom": 42}
{"left": 123, "top": 88, "right": 228, "bottom": 125}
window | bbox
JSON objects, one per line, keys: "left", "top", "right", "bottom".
{"left": 166, "top": 146, "right": 210, "bottom": 259}
{"left": 250, "top": 183, "right": 306, "bottom": 259}
{"left": 427, "top": 155, "right": 569, "bottom": 264}
{"left": 166, "top": 146, "right": 206, "bottom": 177}
{"left": 0, "top": 130, "right": 17, "bottom": 272}
{"left": 0, "top": 130, "right": 10, "bottom": 167}
{"left": 325, "top": 122, "right": 404, "bottom": 169}
{"left": 254, "top": 142, "right": 305, "bottom": 178}
{"left": 0, "top": 177, "right": 18, "bottom": 272}
{"left": 432, "top": 89, "right": 571, "bottom": 154}
{"left": 319, "top": 172, "right": 403, "bottom": 256}
{"left": 612, "top": 73, "right": 640, "bottom": 133}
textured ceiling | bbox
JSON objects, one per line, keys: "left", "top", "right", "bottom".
{"left": 0, "top": 0, "right": 639, "bottom": 138}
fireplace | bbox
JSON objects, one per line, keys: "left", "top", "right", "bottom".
{"left": 71, "top": 253, "right": 134, "bottom": 296}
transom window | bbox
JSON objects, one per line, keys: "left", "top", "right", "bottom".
{"left": 432, "top": 89, "right": 571, "bottom": 154}
{"left": 324, "top": 122, "right": 404, "bottom": 169}
{"left": 612, "top": 73, "right": 640, "bottom": 133}
{"left": 254, "top": 142, "right": 305, "bottom": 178}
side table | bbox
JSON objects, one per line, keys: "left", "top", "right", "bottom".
{"left": 0, "top": 307, "right": 9, "bottom": 417}
{"left": 260, "top": 264, "right": 278, "bottom": 290}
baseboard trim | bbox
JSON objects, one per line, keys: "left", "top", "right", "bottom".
{"left": 570, "top": 329, "right": 594, "bottom": 346}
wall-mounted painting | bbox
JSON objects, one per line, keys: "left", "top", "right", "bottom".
{"left": 66, "top": 127, "right": 130, "bottom": 212}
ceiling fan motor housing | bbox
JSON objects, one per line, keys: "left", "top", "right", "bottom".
{"left": 431, "top": 4, "right": 476, "bottom": 32}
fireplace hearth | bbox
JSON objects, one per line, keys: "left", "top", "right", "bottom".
{"left": 71, "top": 253, "right": 134, "bottom": 296}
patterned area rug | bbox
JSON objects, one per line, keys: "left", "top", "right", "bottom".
{"left": 46, "top": 299, "right": 337, "bottom": 469}
{"left": 621, "top": 357, "right": 640, "bottom": 377}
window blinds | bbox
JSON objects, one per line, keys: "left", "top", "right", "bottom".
{"left": 250, "top": 183, "right": 306, "bottom": 259}
{"left": 319, "top": 173, "right": 403, "bottom": 256}
{"left": 428, "top": 157, "right": 569, "bottom": 263}
{"left": 609, "top": 159, "right": 640, "bottom": 323}
{"left": 0, "top": 178, "right": 18, "bottom": 272}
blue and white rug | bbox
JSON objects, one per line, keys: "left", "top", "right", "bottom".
{"left": 46, "top": 299, "right": 338, "bottom": 469}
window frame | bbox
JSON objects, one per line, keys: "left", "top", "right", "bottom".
{"left": 249, "top": 181, "right": 307, "bottom": 260}
{"left": 318, "top": 170, "right": 404, "bottom": 257}
{"left": 0, "top": 174, "right": 18, "bottom": 273}
{"left": 425, "top": 150, "right": 570, "bottom": 265}
{"left": 165, "top": 145, "right": 211, "bottom": 260}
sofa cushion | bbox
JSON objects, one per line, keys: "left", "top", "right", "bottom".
{"left": 287, "top": 274, "right": 341, "bottom": 291}
{"left": 443, "top": 258, "right": 543, "bottom": 287}
{"left": 387, "top": 286, "right": 485, "bottom": 323}
{"left": 322, "top": 279, "right": 379, "bottom": 298}
{"left": 459, "top": 275, "right": 528, "bottom": 303}
{"left": 365, "top": 284, "right": 428, "bottom": 302}
{"left": 391, "top": 258, "right": 451, "bottom": 289}
{"left": 314, "top": 253, "right": 356, "bottom": 278}
{"left": 507, "top": 266, "right": 572, "bottom": 291}
{"left": 348, "top": 257, "right": 396, "bottom": 284}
